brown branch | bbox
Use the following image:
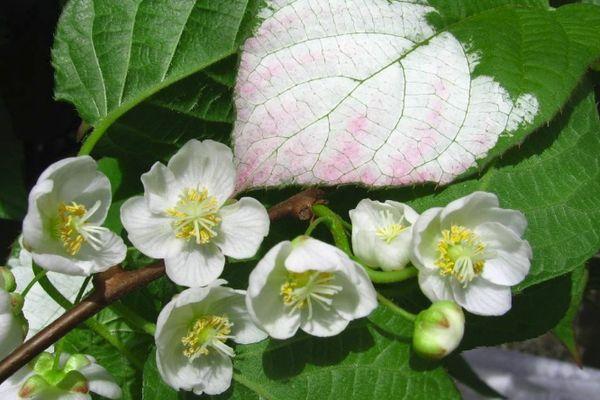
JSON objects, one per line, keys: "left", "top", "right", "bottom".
{"left": 0, "top": 188, "right": 324, "bottom": 383}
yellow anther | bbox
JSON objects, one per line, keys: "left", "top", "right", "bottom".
{"left": 435, "top": 225, "right": 485, "bottom": 286}
{"left": 181, "top": 315, "right": 232, "bottom": 359}
{"left": 166, "top": 188, "right": 221, "bottom": 244}
{"left": 58, "top": 202, "right": 88, "bottom": 255}
{"left": 375, "top": 223, "right": 408, "bottom": 244}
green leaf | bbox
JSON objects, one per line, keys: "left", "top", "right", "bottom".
{"left": 0, "top": 97, "right": 27, "bottom": 220}
{"left": 552, "top": 265, "right": 588, "bottom": 363}
{"left": 216, "top": 305, "right": 459, "bottom": 400}
{"left": 143, "top": 349, "right": 179, "bottom": 400}
{"left": 52, "top": 0, "right": 259, "bottom": 154}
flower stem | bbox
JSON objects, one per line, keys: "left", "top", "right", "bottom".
{"left": 311, "top": 204, "right": 352, "bottom": 255}
{"left": 53, "top": 339, "right": 63, "bottom": 370}
{"left": 74, "top": 276, "right": 92, "bottom": 304}
{"left": 20, "top": 269, "right": 48, "bottom": 298}
{"left": 360, "top": 264, "right": 418, "bottom": 284}
{"left": 376, "top": 292, "right": 416, "bottom": 322}
{"left": 32, "top": 265, "right": 145, "bottom": 369}
{"left": 110, "top": 302, "right": 156, "bottom": 336}
{"left": 304, "top": 217, "right": 327, "bottom": 236}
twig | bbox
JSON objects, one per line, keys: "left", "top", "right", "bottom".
{"left": 0, "top": 188, "right": 324, "bottom": 383}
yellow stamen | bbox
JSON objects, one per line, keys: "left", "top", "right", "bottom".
{"left": 376, "top": 223, "right": 408, "bottom": 244}
{"left": 166, "top": 188, "right": 221, "bottom": 244}
{"left": 435, "top": 225, "right": 485, "bottom": 287}
{"left": 58, "top": 202, "right": 88, "bottom": 255}
{"left": 181, "top": 315, "right": 233, "bottom": 359}
{"left": 280, "top": 270, "right": 342, "bottom": 319}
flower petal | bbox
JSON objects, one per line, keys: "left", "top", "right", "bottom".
{"left": 411, "top": 207, "right": 443, "bottom": 271}
{"left": 120, "top": 196, "right": 183, "bottom": 259}
{"left": 439, "top": 191, "right": 499, "bottom": 226}
{"left": 167, "top": 139, "right": 235, "bottom": 204}
{"left": 0, "top": 291, "right": 22, "bottom": 361}
{"left": 418, "top": 272, "right": 453, "bottom": 303}
{"left": 477, "top": 222, "right": 532, "bottom": 286}
{"left": 284, "top": 237, "right": 345, "bottom": 273}
{"left": 79, "top": 362, "right": 122, "bottom": 399}
{"left": 141, "top": 162, "right": 179, "bottom": 213}
{"left": 300, "top": 306, "right": 350, "bottom": 337}
{"left": 212, "top": 289, "right": 267, "bottom": 345}
{"left": 164, "top": 242, "right": 225, "bottom": 287}
{"left": 246, "top": 242, "right": 302, "bottom": 339}
{"left": 452, "top": 279, "right": 512, "bottom": 316}
{"left": 214, "top": 197, "right": 269, "bottom": 259}
{"left": 31, "top": 229, "right": 126, "bottom": 276}
{"left": 331, "top": 261, "right": 378, "bottom": 321}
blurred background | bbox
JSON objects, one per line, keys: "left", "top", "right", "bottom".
{"left": 0, "top": 0, "right": 599, "bottom": 398}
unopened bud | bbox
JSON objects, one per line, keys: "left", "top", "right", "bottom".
{"left": 0, "top": 267, "right": 16, "bottom": 292}
{"left": 56, "top": 370, "right": 89, "bottom": 394}
{"left": 413, "top": 301, "right": 464, "bottom": 359}
{"left": 32, "top": 352, "right": 54, "bottom": 375}
{"left": 18, "top": 375, "right": 49, "bottom": 398}
{"left": 10, "top": 292, "right": 24, "bottom": 315}
{"left": 64, "top": 354, "right": 91, "bottom": 372}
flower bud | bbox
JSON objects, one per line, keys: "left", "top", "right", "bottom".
{"left": 413, "top": 301, "right": 464, "bottom": 359}
{"left": 18, "top": 375, "right": 49, "bottom": 398}
{"left": 10, "top": 292, "right": 24, "bottom": 315}
{"left": 64, "top": 354, "right": 91, "bottom": 372}
{"left": 56, "top": 370, "right": 89, "bottom": 394}
{"left": 0, "top": 267, "right": 16, "bottom": 292}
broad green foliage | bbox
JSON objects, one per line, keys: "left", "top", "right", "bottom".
{"left": 43, "top": 0, "right": 600, "bottom": 398}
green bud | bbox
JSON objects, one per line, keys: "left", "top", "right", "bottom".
{"left": 18, "top": 375, "right": 49, "bottom": 398}
{"left": 0, "top": 267, "right": 16, "bottom": 292}
{"left": 413, "top": 301, "right": 465, "bottom": 360}
{"left": 64, "top": 354, "right": 91, "bottom": 373}
{"left": 10, "top": 292, "right": 24, "bottom": 315}
{"left": 56, "top": 370, "right": 89, "bottom": 394}
{"left": 32, "top": 352, "right": 55, "bottom": 375}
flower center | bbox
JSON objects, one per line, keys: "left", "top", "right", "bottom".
{"left": 280, "top": 270, "right": 343, "bottom": 319}
{"left": 375, "top": 210, "right": 408, "bottom": 243}
{"left": 57, "top": 201, "right": 107, "bottom": 255}
{"left": 435, "top": 225, "right": 486, "bottom": 287}
{"left": 166, "top": 188, "right": 222, "bottom": 244}
{"left": 181, "top": 315, "right": 234, "bottom": 360}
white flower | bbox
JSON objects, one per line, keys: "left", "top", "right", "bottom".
{"left": 0, "top": 289, "right": 25, "bottom": 361}
{"left": 22, "top": 156, "right": 126, "bottom": 276}
{"left": 155, "top": 282, "right": 267, "bottom": 395}
{"left": 0, "top": 353, "right": 121, "bottom": 399}
{"left": 120, "top": 139, "right": 269, "bottom": 287}
{"left": 349, "top": 199, "right": 419, "bottom": 271}
{"left": 411, "top": 192, "right": 532, "bottom": 316}
{"left": 246, "top": 237, "right": 378, "bottom": 339}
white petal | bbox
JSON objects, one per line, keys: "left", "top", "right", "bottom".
{"left": 32, "top": 230, "right": 126, "bottom": 276}
{"left": 120, "top": 196, "right": 183, "bottom": 259}
{"left": 214, "top": 197, "right": 269, "bottom": 259}
{"left": 284, "top": 237, "right": 345, "bottom": 273}
{"left": 411, "top": 207, "right": 443, "bottom": 271}
{"left": 349, "top": 199, "right": 388, "bottom": 231}
{"left": 155, "top": 290, "right": 201, "bottom": 350}
{"left": 164, "top": 243, "right": 225, "bottom": 287}
{"left": 0, "top": 291, "right": 22, "bottom": 361}
{"left": 330, "top": 261, "right": 378, "bottom": 321}
{"left": 246, "top": 242, "right": 301, "bottom": 339}
{"left": 79, "top": 363, "right": 122, "bottom": 399}
{"left": 141, "top": 162, "right": 179, "bottom": 213}
{"left": 167, "top": 139, "right": 235, "bottom": 205}
{"left": 439, "top": 191, "right": 499, "bottom": 226}
{"left": 22, "top": 179, "right": 55, "bottom": 250}
{"left": 418, "top": 272, "right": 453, "bottom": 303}
{"left": 192, "top": 353, "right": 233, "bottom": 395}
{"left": 212, "top": 289, "right": 267, "bottom": 344}
{"left": 477, "top": 222, "right": 532, "bottom": 286}
{"left": 300, "top": 306, "right": 350, "bottom": 337}
{"left": 0, "top": 367, "right": 32, "bottom": 398}
{"left": 452, "top": 279, "right": 512, "bottom": 316}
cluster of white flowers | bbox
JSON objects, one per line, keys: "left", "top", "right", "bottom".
{"left": 6, "top": 137, "right": 532, "bottom": 397}
{"left": 350, "top": 193, "right": 532, "bottom": 316}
